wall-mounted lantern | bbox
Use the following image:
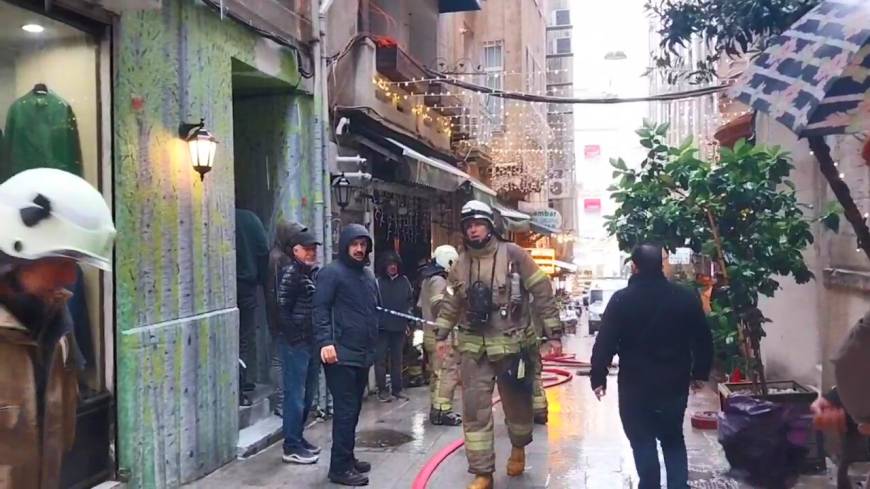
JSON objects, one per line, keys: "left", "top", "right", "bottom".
{"left": 179, "top": 118, "right": 218, "bottom": 181}
{"left": 332, "top": 174, "right": 352, "bottom": 209}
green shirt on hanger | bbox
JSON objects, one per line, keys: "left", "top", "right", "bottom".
{"left": 2, "top": 90, "right": 82, "bottom": 182}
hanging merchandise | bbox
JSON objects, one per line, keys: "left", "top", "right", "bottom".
{"left": 373, "top": 190, "right": 431, "bottom": 247}
{"left": 2, "top": 84, "right": 83, "bottom": 181}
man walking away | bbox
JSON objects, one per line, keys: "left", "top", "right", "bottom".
{"left": 590, "top": 243, "right": 713, "bottom": 489}
{"left": 313, "top": 224, "right": 378, "bottom": 487}
{"left": 277, "top": 230, "right": 322, "bottom": 464}
{"left": 267, "top": 219, "right": 307, "bottom": 417}
{"left": 235, "top": 208, "right": 269, "bottom": 406}
{"left": 375, "top": 252, "right": 413, "bottom": 402}
{"left": 419, "top": 245, "right": 462, "bottom": 426}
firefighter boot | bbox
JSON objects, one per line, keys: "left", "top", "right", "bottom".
{"left": 467, "top": 474, "right": 493, "bottom": 489}
{"left": 506, "top": 446, "right": 525, "bottom": 476}
{"left": 429, "top": 408, "right": 462, "bottom": 426}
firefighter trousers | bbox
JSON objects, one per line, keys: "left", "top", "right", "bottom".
{"left": 459, "top": 352, "right": 534, "bottom": 475}
{"left": 530, "top": 345, "right": 548, "bottom": 417}
{"left": 424, "top": 336, "right": 460, "bottom": 412}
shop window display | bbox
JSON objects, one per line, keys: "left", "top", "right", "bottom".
{"left": 1, "top": 1, "right": 104, "bottom": 397}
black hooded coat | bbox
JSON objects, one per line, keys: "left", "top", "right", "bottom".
{"left": 312, "top": 224, "right": 380, "bottom": 367}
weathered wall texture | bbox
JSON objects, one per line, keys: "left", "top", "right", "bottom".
{"left": 233, "top": 93, "right": 315, "bottom": 239}
{"left": 113, "top": 1, "right": 308, "bottom": 486}
{"left": 757, "top": 114, "right": 870, "bottom": 391}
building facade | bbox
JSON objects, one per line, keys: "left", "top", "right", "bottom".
{"left": 1, "top": 0, "right": 316, "bottom": 487}
{"left": 546, "top": 0, "right": 576, "bottom": 261}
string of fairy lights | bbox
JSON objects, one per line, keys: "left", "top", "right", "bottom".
{"left": 370, "top": 59, "right": 728, "bottom": 195}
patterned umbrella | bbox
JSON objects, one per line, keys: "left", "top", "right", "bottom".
{"left": 729, "top": 0, "right": 870, "bottom": 260}
{"left": 729, "top": 0, "right": 870, "bottom": 137}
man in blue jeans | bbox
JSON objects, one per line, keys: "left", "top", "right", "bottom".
{"left": 590, "top": 244, "right": 713, "bottom": 489}
{"left": 276, "top": 230, "right": 322, "bottom": 464}
{"left": 313, "top": 224, "right": 379, "bottom": 486}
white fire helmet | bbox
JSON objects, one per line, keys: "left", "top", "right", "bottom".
{"left": 433, "top": 245, "right": 458, "bottom": 270}
{"left": 460, "top": 200, "right": 494, "bottom": 228}
{"left": 0, "top": 168, "right": 116, "bottom": 271}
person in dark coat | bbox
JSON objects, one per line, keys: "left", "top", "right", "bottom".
{"left": 590, "top": 243, "right": 713, "bottom": 489}
{"left": 266, "top": 220, "right": 307, "bottom": 417}
{"left": 313, "top": 224, "right": 378, "bottom": 487}
{"left": 235, "top": 209, "right": 269, "bottom": 406}
{"left": 276, "top": 230, "right": 322, "bottom": 465}
{"left": 374, "top": 252, "right": 413, "bottom": 403}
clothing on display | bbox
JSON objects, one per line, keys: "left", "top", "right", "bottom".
{"left": 2, "top": 85, "right": 83, "bottom": 181}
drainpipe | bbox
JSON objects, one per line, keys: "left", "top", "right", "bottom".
{"left": 312, "top": 0, "right": 336, "bottom": 262}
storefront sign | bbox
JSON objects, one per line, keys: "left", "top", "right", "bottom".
{"left": 526, "top": 248, "right": 556, "bottom": 275}
{"left": 530, "top": 208, "right": 562, "bottom": 230}
{"left": 584, "top": 144, "right": 601, "bottom": 160}
{"left": 584, "top": 198, "right": 602, "bottom": 213}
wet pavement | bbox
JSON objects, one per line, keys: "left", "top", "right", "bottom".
{"left": 186, "top": 333, "right": 854, "bottom": 489}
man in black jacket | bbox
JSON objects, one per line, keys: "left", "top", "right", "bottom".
{"left": 375, "top": 252, "right": 413, "bottom": 403}
{"left": 313, "top": 224, "right": 379, "bottom": 487}
{"left": 277, "top": 230, "right": 321, "bottom": 465}
{"left": 590, "top": 244, "right": 713, "bottom": 489}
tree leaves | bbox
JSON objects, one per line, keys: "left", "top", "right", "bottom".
{"left": 605, "top": 121, "right": 819, "bottom": 375}
{"left": 646, "top": 0, "right": 820, "bottom": 84}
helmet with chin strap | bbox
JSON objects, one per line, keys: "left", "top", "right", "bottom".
{"left": 460, "top": 200, "right": 495, "bottom": 249}
{"left": 432, "top": 245, "right": 458, "bottom": 270}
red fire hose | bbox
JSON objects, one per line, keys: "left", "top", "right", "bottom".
{"left": 411, "top": 365, "right": 575, "bottom": 489}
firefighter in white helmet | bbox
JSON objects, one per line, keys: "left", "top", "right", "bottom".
{"left": 418, "top": 244, "right": 462, "bottom": 426}
{"left": 435, "top": 200, "right": 562, "bottom": 489}
{"left": 0, "top": 168, "right": 116, "bottom": 488}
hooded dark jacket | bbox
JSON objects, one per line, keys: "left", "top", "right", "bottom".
{"left": 377, "top": 253, "right": 413, "bottom": 332}
{"left": 590, "top": 271, "right": 714, "bottom": 400}
{"left": 313, "top": 224, "right": 380, "bottom": 368}
{"left": 266, "top": 220, "right": 306, "bottom": 333}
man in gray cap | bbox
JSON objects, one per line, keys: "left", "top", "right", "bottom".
{"left": 276, "top": 229, "right": 323, "bottom": 464}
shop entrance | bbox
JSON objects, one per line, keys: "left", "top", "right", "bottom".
{"left": 0, "top": 1, "right": 113, "bottom": 487}
{"left": 231, "top": 59, "right": 300, "bottom": 432}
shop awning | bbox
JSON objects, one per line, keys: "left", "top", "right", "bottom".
{"left": 386, "top": 137, "right": 497, "bottom": 196}
{"left": 530, "top": 221, "right": 560, "bottom": 236}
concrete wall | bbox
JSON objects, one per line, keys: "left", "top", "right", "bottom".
{"left": 756, "top": 113, "right": 870, "bottom": 391}
{"left": 113, "top": 1, "right": 309, "bottom": 486}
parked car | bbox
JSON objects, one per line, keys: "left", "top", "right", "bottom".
{"left": 586, "top": 278, "right": 628, "bottom": 335}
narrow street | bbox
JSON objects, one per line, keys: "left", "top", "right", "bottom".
{"left": 187, "top": 332, "right": 840, "bottom": 489}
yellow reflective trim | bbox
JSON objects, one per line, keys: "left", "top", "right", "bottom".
{"left": 465, "top": 440, "right": 492, "bottom": 451}
{"left": 533, "top": 398, "right": 548, "bottom": 410}
{"left": 524, "top": 269, "right": 548, "bottom": 289}
{"left": 429, "top": 294, "right": 445, "bottom": 305}
{"left": 508, "top": 424, "right": 533, "bottom": 437}
{"left": 435, "top": 317, "right": 453, "bottom": 330}
{"left": 433, "top": 398, "right": 453, "bottom": 410}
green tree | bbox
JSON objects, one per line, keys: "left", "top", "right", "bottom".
{"left": 605, "top": 121, "right": 834, "bottom": 389}
{"left": 647, "top": 0, "right": 819, "bottom": 83}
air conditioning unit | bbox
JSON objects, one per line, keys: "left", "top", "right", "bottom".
{"left": 548, "top": 168, "right": 572, "bottom": 199}
{"left": 550, "top": 37, "right": 572, "bottom": 55}
{"left": 551, "top": 9, "right": 570, "bottom": 26}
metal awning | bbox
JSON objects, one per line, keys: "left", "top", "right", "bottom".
{"left": 530, "top": 221, "right": 560, "bottom": 236}
{"left": 386, "top": 138, "right": 497, "bottom": 196}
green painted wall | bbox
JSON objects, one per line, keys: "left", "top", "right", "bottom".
{"left": 113, "top": 1, "right": 310, "bottom": 486}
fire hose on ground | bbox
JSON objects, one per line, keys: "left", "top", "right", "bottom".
{"left": 411, "top": 357, "right": 578, "bottom": 489}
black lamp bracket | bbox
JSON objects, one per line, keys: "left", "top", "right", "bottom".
{"left": 179, "top": 118, "right": 205, "bottom": 140}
